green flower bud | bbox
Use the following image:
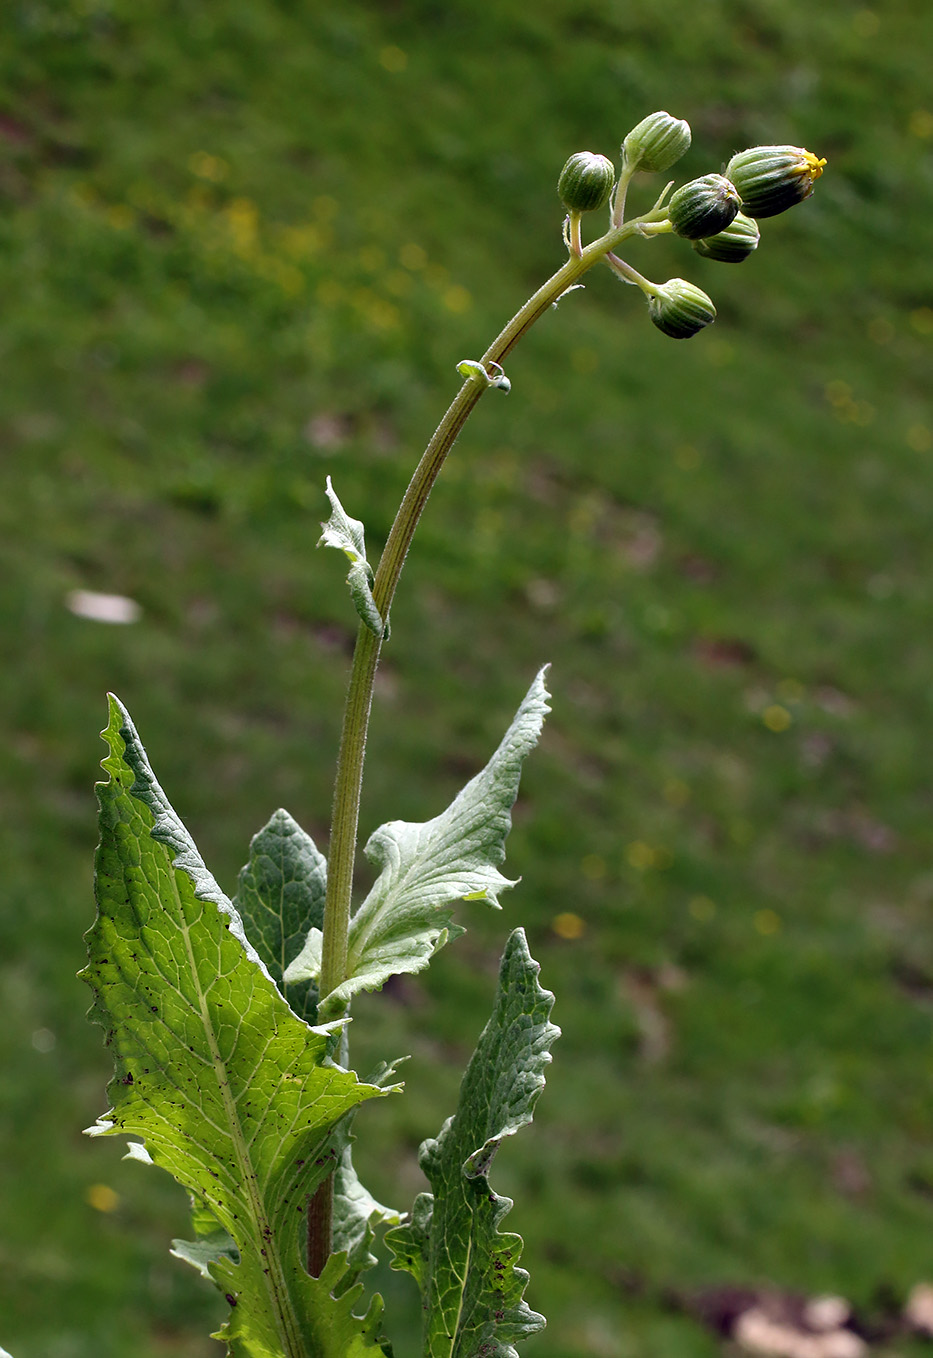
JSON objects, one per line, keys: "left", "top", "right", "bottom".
{"left": 724, "top": 144, "right": 827, "bottom": 219}
{"left": 622, "top": 111, "right": 692, "bottom": 173}
{"left": 692, "top": 211, "right": 760, "bottom": 263}
{"left": 668, "top": 173, "right": 741, "bottom": 240}
{"left": 558, "top": 151, "right": 616, "bottom": 213}
{"left": 647, "top": 278, "right": 716, "bottom": 339}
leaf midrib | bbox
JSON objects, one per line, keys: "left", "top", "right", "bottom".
{"left": 173, "top": 864, "right": 306, "bottom": 1358}
{"left": 446, "top": 1227, "right": 473, "bottom": 1358}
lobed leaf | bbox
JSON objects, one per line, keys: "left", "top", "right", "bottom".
{"left": 333, "top": 1146, "right": 403, "bottom": 1290}
{"left": 331, "top": 1057, "right": 405, "bottom": 1293}
{"left": 234, "top": 814, "right": 403, "bottom": 1303}
{"left": 170, "top": 1190, "right": 242, "bottom": 1283}
{"left": 172, "top": 1220, "right": 240, "bottom": 1282}
{"left": 385, "top": 928, "right": 559, "bottom": 1358}
{"left": 287, "top": 669, "right": 550, "bottom": 1016}
{"left": 82, "top": 695, "right": 393, "bottom": 1358}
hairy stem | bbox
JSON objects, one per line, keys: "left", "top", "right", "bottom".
{"left": 605, "top": 251, "right": 657, "bottom": 294}
{"left": 310, "top": 213, "right": 641, "bottom": 1268}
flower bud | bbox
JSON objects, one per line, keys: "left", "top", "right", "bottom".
{"left": 668, "top": 173, "right": 741, "bottom": 240}
{"left": 647, "top": 278, "right": 716, "bottom": 339}
{"left": 622, "top": 111, "right": 691, "bottom": 173}
{"left": 558, "top": 151, "right": 615, "bottom": 213}
{"left": 692, "top": 211, "right": 760, "bottom": 262}
{"left": 724, "top": 145, "right": 826, "bottom": 219}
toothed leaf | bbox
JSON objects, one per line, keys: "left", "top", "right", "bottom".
{"left": 287, "top": 670, "right": 550, "bottom": 1016}
{"left": 82, "top": 695, "right": 392, "bottom": 1358}
{"left": 332, "top": 1058, "right": 405, "bottom": 1292}
{"left": 333, "top": 1148, "right": 403, "bottom": 1290}
{"left": 385, "top": 928, "right": 559, "bottom": 1358}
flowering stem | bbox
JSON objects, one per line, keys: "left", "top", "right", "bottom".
{"left": 309, "top": 210, "right": 646, "bottom": 1270}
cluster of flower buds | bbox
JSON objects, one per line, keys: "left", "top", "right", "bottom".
{"left": 557, "top": 112, "right": 825, "bottom": 338}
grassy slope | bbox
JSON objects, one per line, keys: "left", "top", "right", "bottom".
{"left": 2, "top": 1, "right": 933, "bottom": 1355}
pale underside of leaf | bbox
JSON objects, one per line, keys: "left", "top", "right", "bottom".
{"left": 333, "top": 1145, "right": 403, "bottom": 1290}
{"left": 319, "top": 476, "right": 385, "bottom": 639}
{"left": 329, "top": 1057, "right": 406, "bottom": 1295}
{"left": 169, "top": 1192, "right": 242, "bottom": 1284}
{"left": 385, "top": 927, "right": 559, "bottom": 1358}
{"left": 172, "top": 1226, "right": 240, "bottom": 1282}
{"left": 82, "top": 695, "right": 392, "bottom": 1358}
{"left": 287, "top": 669, "right": 551, "bottom": 1017}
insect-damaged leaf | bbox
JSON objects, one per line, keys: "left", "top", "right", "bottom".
{"left": 82, "top": 695, "right": 393, "bottom": 1358}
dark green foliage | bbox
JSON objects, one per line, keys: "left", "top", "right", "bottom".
{"left": 235, "top": 809, "right": 328, "bottom": 1025}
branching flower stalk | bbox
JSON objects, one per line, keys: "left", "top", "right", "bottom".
{"left": 81, "top": 111, "right": 825, "bottom": 1358}
{"left": 320, "top": 207, "right": 666, "bottom": 1005}
{"left": 312, "top": 119, "right": 826, "bottom": 1266}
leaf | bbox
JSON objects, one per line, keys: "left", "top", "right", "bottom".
{"left": 328, "top": 1057, "right": 405, "bottom": 1298}
{"left": 171, "top": 1193, "right": 241, "bottom": 1283}
{"left": 287, "top": 669, "right": 550, "bottom": 1015}
{"left": 82, "top": 695, "right": 394, "bottom": 1358}
{"left": 319, "top": 476, "right": 386, "bottom": 639}
{"left": 235, "top": 808, "right": 327, "bottom": 1024}
{"left": 172, "top": 1225, "right": 240, "bottom": 1282}
{"left": 333, "top": 1147, "right": 403, "bottom": 1290}
{"left": 385, "top": 928, "right": 559, "bottom": 1358}
{"left": 132, "top": 1143, "right": 243, "bottom": 1286}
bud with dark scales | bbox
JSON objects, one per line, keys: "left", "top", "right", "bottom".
{"left": 558, "top": 152, "right": 615, "bottom": 214}
{"left": 623, "top": 111, "right": 691, "bottom": 173}
{"left": 668, "top": 174, "right": 741, "bottom": 240}
{"left": 725, "top": 145, "right": 827, "bottom": 219}
{"left": 692, "top": 211, "right": 760, "bottom": 263}
{"left": 647, "top": 279, "right": 717, "bottom": 339}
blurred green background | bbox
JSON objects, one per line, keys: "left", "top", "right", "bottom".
{"left": 2, "top": 1, "right": 933, "bottom": 1355}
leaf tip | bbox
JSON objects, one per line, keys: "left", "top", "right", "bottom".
{"left": 98, "top": 693, "right": 131, "bottom": 784}
{"left": 84, "top": 1118, "right": 115, "bottom": 1138}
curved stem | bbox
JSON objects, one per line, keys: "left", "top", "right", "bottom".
{"left": 318, "top": 225, "right": 630, "bottom": 1003}
{"left": 611, "top": 163, "right": 635, "bottom": 228}
{"left": 569, "top": 211, "right": 583, "bottom": 257}
{"left": 605, "top": 251, "right": 657, "bottom": 295}
{"left": 310, "top": 212, "right": 645, "bottom": 1268}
